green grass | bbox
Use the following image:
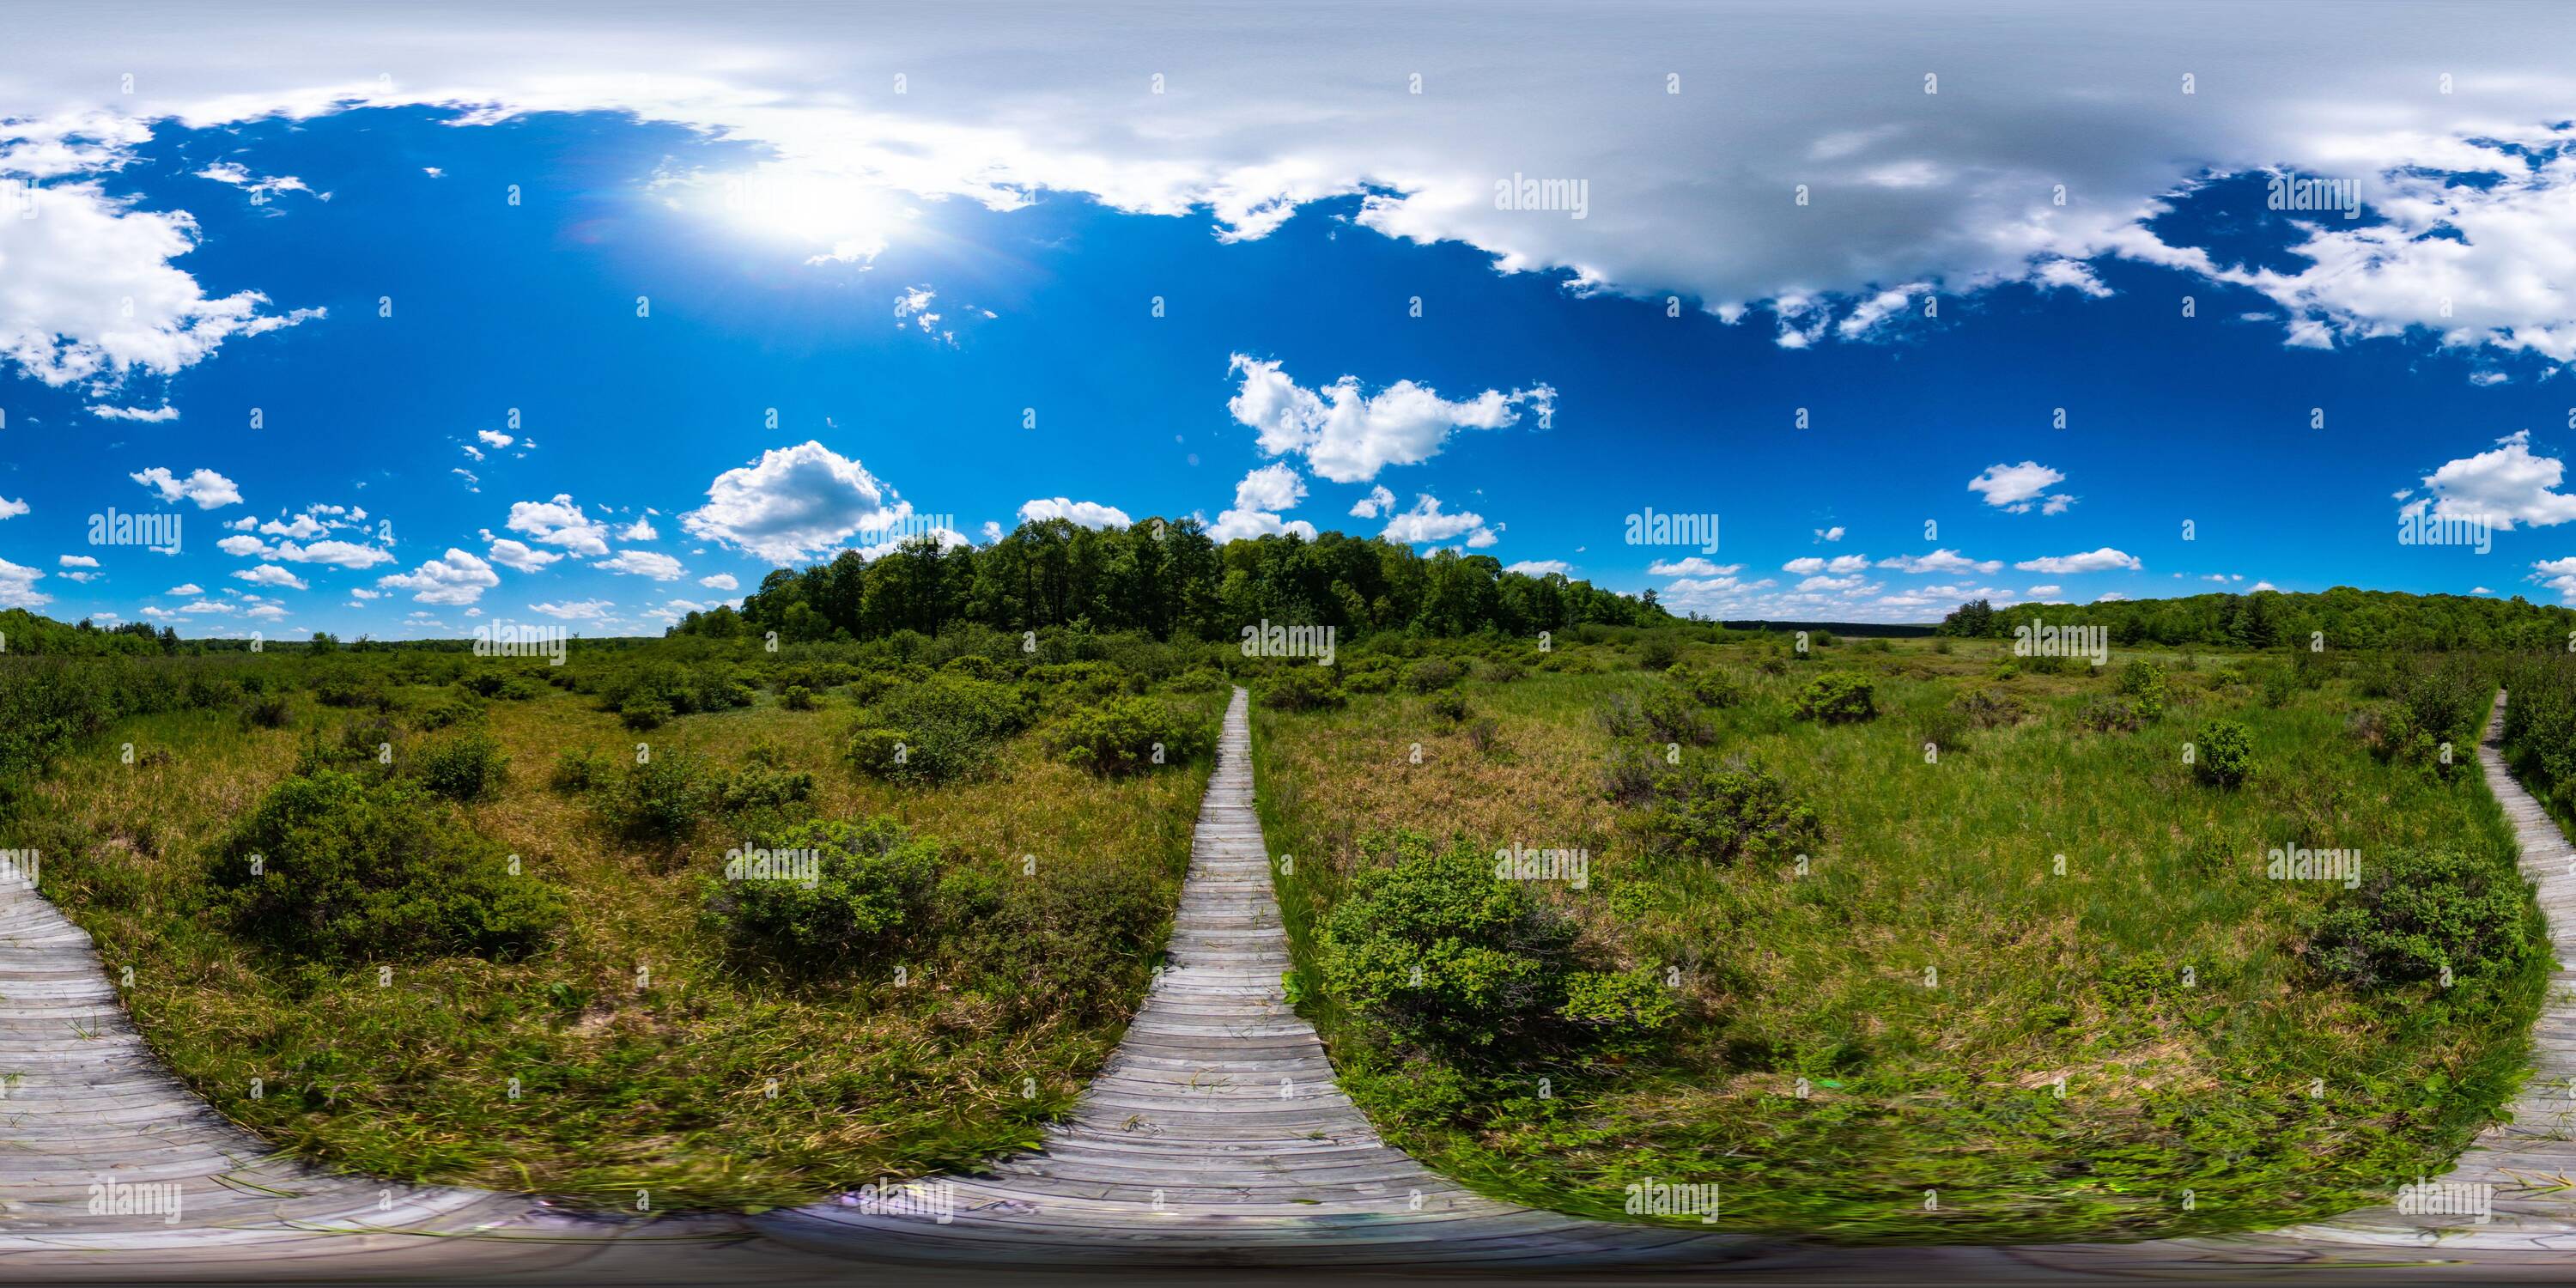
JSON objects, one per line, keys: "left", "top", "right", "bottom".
{"left": 23, "top": 674, "right": 1223, "bottom": 1212}
{"left": 1253, "top": 636, "right": 2549, "bottom": 1242}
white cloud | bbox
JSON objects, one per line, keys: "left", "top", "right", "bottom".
{"left": 1231, "top": 465, "right": 1306, "bottom": 514}
{"left": 854, "top": 526, "right": 970, "bottom": 561}
{"left": 1225, "top": 355, "right": 1551, "bottom": 483}
{"left": 1814, "top": 526, "right": 1844, "bottom": 543}
{"left": 619, "top": 516, "right": 658, "bottom": 542}
{"left": 245, "top": 604, "right": 287, "bottom": 619}
{"left": 1377, "top": 493, "right": 1496, "bottom": 547}
{"left": 1349, "top": 484, "right": 1395, "bottom": 519}
{"left": 699, "top": 572, "right": 739, "bottom": 591}
{"left": 486, "top": 538, "right": 562, "bottom": 572}
{"left": 58, "top": 554, "right": 98, "bottom": 568}
{"left": 1878, "top": 549, "right": 2003, "bottom": 575}
{"left": 0, "top": 559, "right": 51, "bottom": 608}
{"left": 1505, "top": 560, "right": 1573, "bottom": 576}
{"left": 196, "top": 160, "right": 314, "bottom": 200}
{"left": 506, "top": 492, "right": 614, "bottom": 556}
{"left": 1018, "top": 497, "right": 1134, "bottom": 529}
{"left": 165, "top": 582, "right": 202, "bottom": 595}
{"left": 233, "top": 564, "right": 307, "bottom": 590}
{"left": 129, "top": 465, "right": 240, "bottom": 509}
{"left": 1967, "top": 461, "right": 2069, "bottom": 513}
{"left": 0, "top": 496, "right": 26, "bottom": 520}
{"left": 1207, "top": 507, "right": 1316, "bottom": 542}
{"left": 680, "top": 440, "right": 909, "bottom": 562}
{"left": 530, "top": 598, "right": 614, "bottom": 620}
{"left": 258, "top": 513, "right": 326, "bottom": 539}
{"left": 2415, "top": 430, "right": 2576, "bottom": 529}
{"left": 378, "top": 548, "right": 501, "bottom": 605}
{"left": 477, "top": 428, "right": 514, "bottom": 449}
{"left": 2025, "top": 584, "right": 2063, "bottom": 596}
{"left": 595, "top": 550, "right": 687, "bottom": 580}
{"left": 1647, "top": 556, "right": 1741, "bottom": 577}
{"left": 2015, "top": 548, "right": 2142, "bottom": 574}
{"left": 1783, "top": 554, "right": 1872, "bottom": 574}
{"left": 88, "top": 403, "right": 179, "bottom": 422}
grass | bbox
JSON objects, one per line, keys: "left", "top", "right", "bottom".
{"left": 24, "top": 672, "right": 1222, "bottom": 1212}
{"left": 1252, "top": 636, "right": 2550, "bottom": 1242}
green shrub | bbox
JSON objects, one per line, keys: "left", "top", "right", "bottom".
{"left": 845, "top": 724, "right": 916, "bottom": 778}
{"left": 714, "top": 761, "right": 817, "bottom": 815}
{"left": 208, "top": 769, "right": 563, "bottom": 963}
{"left": 550, "top": 745, "right": 606, "bottom": 793}
{"left": 701, "top": 817, "right": 944, "bottom": 970}
{"left": 1048, "top": 696, "right": 1211, "bottom": 775}
{"left": 1477, "top": 658, "right": 1527, "bottom": 684}
{"left": 2194, "top": 718, "right": 2254, "bottom": 787}
{"left": 620, "top": 697, "right": 673, "bottom": 731}
{"left": 1794, "top": 671, "right": 1875, "bottom": 723}
{"left": 1260, "top": 666, "right": 1346, "bottom": 712}
{"left": 413, "top": 727, "right": 508, "bottom": 801}
{"left": 1636, "top": 640, "right": 1678, "bottom": 671}
{"left": 1402, "top": 657, "right": 1464, "bottom": 693}
{"left": 2306, "top": 847, "right": 2541, "bottom": 990}
{"left": 1603, "top": 687, "right": 1714, "bottom": 745}
{"left": 781, "top": 684, "right": 817, "bottom": 711}
{"left": 602, "top": 749, "right": 713, "bottom": 844}
{"left": 854, "top": 674, "right": 1034, "bottom": 783}
{"left": 1950, "top": 688, "right": 2025, "bottom": 728}
{"left": 1668, "top": 663, "right": 1743, "bottom": 708}
{"left": 2116, "top": 661, "right": 2168, "bottom": 720}
{"left": 1317, "top": 831, "right": 1664, "bottom": 1062}
{"left": 2076, "top": 695, "right": 2151, "bottom": 733}
{"left": 1430, "top": 691, "right": 1470, "bottom": 721}
{"left": 242, "top": 692, "right": 293, "bottom": 729}
{"left": 1638, "top": 762, "right": 1821, "bottom": 865}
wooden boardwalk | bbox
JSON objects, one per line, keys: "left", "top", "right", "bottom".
{"left": 757, "top": 687, "right": 1741, "bottom": 1267}
{"left": 14, "top": 685, "right": 2576, "bottom": 1279}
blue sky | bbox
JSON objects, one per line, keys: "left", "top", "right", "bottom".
{"left": 5, "top": 3, "right": 2576, "bottom": 636}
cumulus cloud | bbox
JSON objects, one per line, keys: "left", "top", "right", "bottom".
{"left": 486, "top": 538, "right": 562, "bottom": 572}
{"left": 1878, "top": 549, "right": 2003, "bottom": 575}
{"left": 1814, "top": 526, "right": 1845, "bottom": 543}
{"left": 477, "top": 428, "right": 514, "bottom": 449}
{"left": 681, "top": 440, "right": 910, "bottom": 562}
{"left": 505, "top": 493, "right": 613, "bottom": 556}
{"left": 1209, "top": 465, "right": 1317, "bottom": 542}
{"left": 1018, "top": 497, "right": 1133, "bottom": 529}
{"left": 59, "top": 554, "right": 98, "bottom": 568}
{"left": 1377, "top": 493, "right": 1497, "bottom": 548}
{"left": 2413, "top": 429, "right": 2576, "bottom": 529}
{"left": 2014, "top": 547, "right": 2142, "bottom": 574}
{"left": 0, "top": 559, "right": 51, "bottom": 608}
{"left": 0, "top": 496, "right": 26, "bottom": 519}
{"left": 232, "top": 563, "right": 307, "bottom": 590}
{"left": 129, "top": 465, "right": 240, "bottom": 509}
{"left": 88, "top": 403, "right": 179, "bottom": 422}
{"left": 595, "top": 550, "right": 687, "bottom": 580}
{"left": 1349, "top": 484, "right": 1395, "bottom": 519}
{"left": 1646, "top": 556, "right": 1741, "bottom": 577}
{"left": 1783, "top": 554, "right": 1872, "bottom": 575}
{"left": 1505, "top": 559, "right": 1573, "bottom": 576}
{"left": 699, "top": 572, "right": 739, "bottom": 591}
{"left": 1226, "top": 355, "right": 1551, "bottom": 483}
{"left": 378, "top": 548, "right": 501, "bottom": 605}
{"left": 530, "top": 598, "right": 614, "bottom": 620}
{"left": 1967, "top": 461, "right": 2070, "bottom": 513}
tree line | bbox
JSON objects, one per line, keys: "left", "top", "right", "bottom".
{"left": 1938, "top": 587, "right": 2576, "bottom": 652}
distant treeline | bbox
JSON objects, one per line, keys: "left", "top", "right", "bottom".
{"left": 1939, "top": 588, "right": 2576, "bottom": 651}
{"left": 666, "top": 519, "right": 1668, "bottom": 644}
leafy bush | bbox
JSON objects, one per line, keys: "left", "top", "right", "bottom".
{"left": 2116, "top": 661, "right": 2168, "bottom": 720}
{"left": 208, "top": 769, "right": 563, "bottom": 963}
{"left": 242, "top": 692, "right": 293, "bottom": 729}
{"left": 602, "top": 748, "right": 713, "bottom": 844}
{"left": 1430, "top": 691, "right": 1470, "bottom": 721}
{"left": 1638, "top": 761, "right": 1821, "bottom": 865}
{"left": 1402, "top": 657, "right": 1464, "bottom": 693}
{"left": 412, "top": 727, "right": 508, "bottom": 801}
{"left": 1668, "top": 663, "right": 1743, "bottom": 708}
{"left": 781, "top": 684, "right": 817, "bottom": 711}
{"left": 550, "top": 745, "right": 606, "bottom": 793}
{"left": 1260, "top": 666, "right": 1346, "bottom": 711}
{"left": 1636, "top": 640, "right": 1678, "bottom": 671}
{"left": 620, "top": 697, "right": 673, "bottom": 732}
{"left": 850, "top": 674, "right": 1034, "bottom": 783}
{"left": 701, "top": 817, "right": 942, "bottom": 970}
{"left": 2306, "top": 847, "right": 2541, "bottom": 990}
{"left": 1477, "top": 658, "right": 1527, "bottom": 684}
{"left": 2076, "top": 695, "right": 2151, "bottom": 733}
{"left": 1047, "top": 696, "right": 1211, "bottom": 775}
{"left": 2194, "top": 718, "right": 2255, "bottom": 787}
{"left": 845, "top": 724, "right": 914, "bottom": 778}
{"left": 714, "top": 761, "right": 817, "bottom": 815}
{"left": 1601, "top": 686, "right": 1715, "bottom": 746}
{"left": 1794, "top": 671, "right": 1875, "bottom": 723}
{"left": 1949, "top": 688, "right": 2026, "bottom": 729}
{"left": 1316, "top": 830, "right": 1669, "bottom": 1062}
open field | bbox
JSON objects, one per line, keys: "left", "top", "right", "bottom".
{"left": 1251, "top": 631, "right": 2550, "bottom": 1242}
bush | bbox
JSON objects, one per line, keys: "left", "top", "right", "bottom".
{"left": 1668, "top": 663, "right": 1744, "bottom": 708}
{"left": 602, "top": 749, "right": 713, "bottom": 844}
{"left": 781, "top": 684, "right": 817, "bottom": 711}
{"left": 2306, "top": 846, "right": 2541, "bottom": 990}
{"left": 413, "top": 727, "right": 508, "bottom": 801}
{"left": 1260, "top": 666, "right": 1346, "bottom": 712}
{"left": 1402, "top": 657, "right": 1464, "bottom": 693}
{"left": 1430, "top": 691, "right": 1470, "bottom": 722}
{"left": 1794, "top": 671, "right": 1875, "bottom": 723}
{"left": 242, "top": 692, "right": 293, "bottom": 729}
{"left": 851, "top": 674, "right": 1034, "bottom": 783}
{"left": 621, "top": 697, "right": 673, "bottom": 732}
{"left": 1047, "top": 696, "right": 1211, "bottom": 775}
{"left": 2194, "top": 719, "right": 2254, "bottom": 787}
{"left": 2076, "top": 695, "right": 2151, "bottom": 733}
{"left": 550, "top": 745, "right": 606, "bottom": 793}
{"left": 1601, "top": 688, "right": 1713, "bottom": 745}
{"left": 1477, "top": 658, "right": 1527, "bottom": 684}
{"left": 2116, "top": 661, "right": 2168, "bottom": 720}
{"left": 208, "top": 769, "right": 563, "bottom": 963}
{"left": 701, "top": 817, "right": 943, "bottom": 970}
{"left": 1316, "top": 831, "right": 1668, "bottom": 1061}
{"left": 1638, "top": 761, "right": 1821, "bottom": 865}
{"left": 1950, "top": 688, "right": 2026, "bottom": 729}
{"left": 1636, "top": 640, "right": 1678, "bottom": 671}
{"left": 714, "top": 761, "right": 817, "bottom": 815}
